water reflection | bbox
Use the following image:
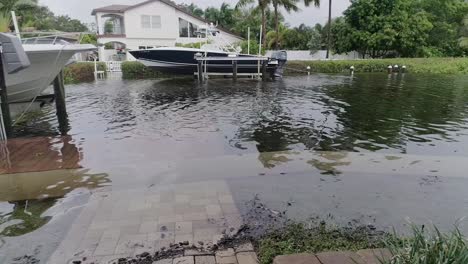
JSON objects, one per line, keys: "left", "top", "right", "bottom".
{"left": 0, "top": 199, "right": 55, "bottom": 237}
{"left": 0, "top": 136, "right": 110, "bottom": 236}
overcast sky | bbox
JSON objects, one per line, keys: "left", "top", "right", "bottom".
{"left": 39, "top": 0, "right": 350, "bottom": 27}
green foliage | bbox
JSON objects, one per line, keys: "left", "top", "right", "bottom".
{"left": 383, "top": 226, "right": 468, "bottom": 264}
{"left": 334, "top": 0, "right": 433, "bottom": 58}
{"left": 104, "top": 20, "right": 114, "bottom": 34}
{"left": 240, "top": 39, "right": 263, "bottom": 54}
{"left": 63, "top": 62, "right": 106, "bottom": 84}
{"left": 334, "top": 0, "right": 468, "bottom": 58}
{"left": 179, "top": 3, "right": 204, "bottom": 17}
{"left": 16, "top": 4, "right": 88, "bottom": 32}
{"left": 257, "top": 222, "right": 387, "bottom": 264}
{"left": 204, "top": 3, "right": 235, "bottom": 29}
{"left": 0, "top": 0, "right": 36, "bottom": 32}
{"left": 104, "top": 43, "right": 114, "bottom": 50}
{"left": 419, "top": 0, "right": 468, "bottom": 57}
{"left": 285, "top": 58, "right": 468, "bottom": 75}
{"left": 175, "top": 41, "right": 210, "bottom": 49}
{"left": 121, "top": 61, "right": 172, "bottom": 79}
{"left": 80, "top": 34, "right": 97, "bottom": 45}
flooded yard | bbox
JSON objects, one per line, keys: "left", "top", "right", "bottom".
{"left": 1, "top": 73, "right": 468, "bottom": 263}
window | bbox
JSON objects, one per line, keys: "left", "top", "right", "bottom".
{"left": 179, "top": 18, "right": 189, "bottom": 37}
{"left": 141, "top": 15, "right": 161, "bottom": 29}
{"left": 179, "top": 18, "right": 199, "bottom": 38}
{"left": 151, "top": 16, "right": 161, "bottom": 29}
{"left": 138, "top": 46, "right": 146, "bottom": 50}
{"left": 141, "top": 15, "right": 151, "bottom": 28}
{"left": 189, "top": 23, "right": 197, "bottom": 38}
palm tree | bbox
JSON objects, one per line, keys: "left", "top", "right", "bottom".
{"left": 271, "top": 0, "right": 299, "bottom": 49}
{"left": 236, "top": 0, "right": 271, "bottom": 50}
{"left": 0, "top": 0, "right": 36, "bottom": 32}
{"left": 266, "top": 23, "right": 288, "bottom": 49}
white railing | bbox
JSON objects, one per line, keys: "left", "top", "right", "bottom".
{"left": 18, "top": 32, "right": 93, "bottom": 45}
{"left": 106, "top": 61, "right": 122, "bottom": 72}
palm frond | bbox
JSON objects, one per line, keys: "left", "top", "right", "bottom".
{"left": 303, "top": 0, "right": 320, "bottom": 8}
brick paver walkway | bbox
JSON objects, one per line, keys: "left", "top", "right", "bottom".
{"left": 48, "top": 180, "right": 247, "bottom": 264}
{"left": 273, "top": 249, "right": 392, "bottom": 264}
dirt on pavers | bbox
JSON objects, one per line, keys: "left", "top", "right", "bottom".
{"left": 71, "top": 195, "right": 387, "bottom": 264}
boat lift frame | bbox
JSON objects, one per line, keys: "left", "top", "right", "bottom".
{"left": 195, "top": 56, "right": 270, "bottom": 82}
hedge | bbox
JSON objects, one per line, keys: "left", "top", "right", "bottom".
{"left": 121, "top": 61, "right": 172, "bottom": 79}
{"left": 63, "top": 62, "right": 106, "bottom": 84}
{"left": 285, "top": 57, "right": 468, "bottom": 75}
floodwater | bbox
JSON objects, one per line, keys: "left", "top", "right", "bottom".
{"left": 1, "top": 73, "right": 468, "bottom": 261}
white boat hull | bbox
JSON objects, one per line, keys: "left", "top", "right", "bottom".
{"left": 5, "top": 44, "right": 96, "bottom": 103}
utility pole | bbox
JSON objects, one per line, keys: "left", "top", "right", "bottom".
{"left": 326, "top": 0, "right": 332, "bottom": 59}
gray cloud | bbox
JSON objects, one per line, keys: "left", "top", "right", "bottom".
{"left": 38, "top": 0, "right": 350, "bottom": 27}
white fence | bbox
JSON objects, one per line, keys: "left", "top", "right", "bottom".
{"left": 266, "top": 50, "right": 364, "bottom": 61}
{"left": 106, "top": 61, "right": 122, "bottom": 72}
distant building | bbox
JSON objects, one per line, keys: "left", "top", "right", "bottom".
{"left": 91, "top": 0, "right": 243, "bottom": 61}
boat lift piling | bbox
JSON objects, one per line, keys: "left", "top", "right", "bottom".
{"left": 52, "top": 71, "right": 69, "bottom": 135}
{"left": 0, "top": 53, "right": 12, "bottom": 138}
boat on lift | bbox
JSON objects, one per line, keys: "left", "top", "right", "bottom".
{"left": 129, "top": 25, "right": 287, "bottom": 77}
{"left": 1, "top": 33, "right": 96, "bottom": 103}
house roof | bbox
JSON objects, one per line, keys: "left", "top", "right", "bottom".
{"left": 91, "top": 0, "right": 243, "bottom": 39}
{"left": 91, "top": 5, "right": 130, "bottom": 15}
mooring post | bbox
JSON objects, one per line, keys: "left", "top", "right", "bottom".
{"left": 53, "top": 70, "right": 69, "bottom": 135}
{"left": 0, "top": 52, "right": 12, "bottom": 137}
{"left": 261, "top": 60, "right": 268, "bottom": 81}
{"left": 233, "top": 60, "right": 238, "bottom": 81}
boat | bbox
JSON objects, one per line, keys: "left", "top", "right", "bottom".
{"left": 130, "top": 47, "right": 286, "bottom": 77}
{"left": 129, "top": 25, "right": 287, "bottom": 78}
{"left": 2, "top": 33, "right": 96, "bottom": 103}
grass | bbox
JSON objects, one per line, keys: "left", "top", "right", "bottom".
{"left": 383, "top": 225, "right": 468, "bottom": 264}
{"left": 256, "top": 221, "right": 388, "bottom": 264}
{"left": 255, "top": 222, "right": 468, "bottom": 264}
{"left": 285, "top": 57, "right": 468, "bottom": 75}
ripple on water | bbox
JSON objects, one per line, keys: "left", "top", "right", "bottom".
{"left": 16, "top": 74, "right": 468, "bottom": 156}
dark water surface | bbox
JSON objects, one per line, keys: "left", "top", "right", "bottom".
{"left": 20, "top": 73, "right": 468, "bottom": 155}
{"left": 2, "top": 73, "right": 468, "bottom": 243}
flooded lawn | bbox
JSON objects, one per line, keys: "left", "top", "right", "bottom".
{"left": 1, "top": 73, "right": 468, "bottom": 263}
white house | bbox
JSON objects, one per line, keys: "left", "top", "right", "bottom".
{"left": 92, "top": 0, "right": 243, "bottom": 61}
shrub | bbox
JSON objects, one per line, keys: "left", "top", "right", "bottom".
{"left": 285, "top": 58, "right": 468, "bottom": 75}
{"left": 63, "top": 62, "right": 106, "bottom": 84}
{"left": 121, "top": 61, "right": 172, "bottom": 79}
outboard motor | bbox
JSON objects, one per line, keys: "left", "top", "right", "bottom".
{"left": 270, "top": 50, "right": 287, "bottom": 79}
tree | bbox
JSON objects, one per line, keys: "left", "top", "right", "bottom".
{"left": 419, "top": 0, "right": 468, "bottom": 56}
{"left": 0, "top": 0, "right": 36, "bottom": 32}
{"left": 179, "top": 3, "right": 204, "bottom": 17}
{"left": 266, "top": 23, "right": 288, "bottom": 49}
{"left": 204, "top": 3, "right": 235, "bottom": 29}
{"left": 460, "top": 16, "right": 468, "bottom": 48}
{"left": 236, "top": 0, "right": 271, "bottom": 49}
{"left": 271, "top": 0, "right": 299, "bottom": 49}
{"left": 333, "top": 0, "right": 433, "bottom": 58}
